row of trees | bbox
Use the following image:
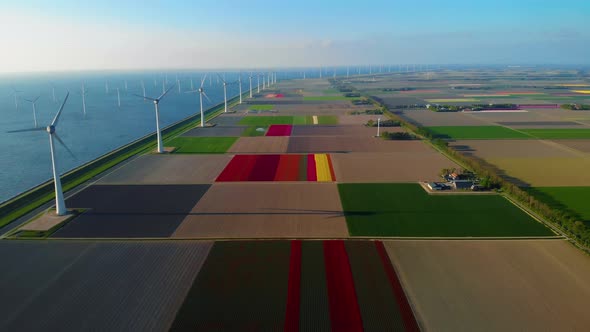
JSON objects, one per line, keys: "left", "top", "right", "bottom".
{"left": 561, "top": 104, "right": 590, "bottom": 110}
{"left": 366, "top": 91, "right": 590, "bottom": 250}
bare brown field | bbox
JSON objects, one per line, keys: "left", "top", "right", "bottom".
{"left": 487, "top": 157, "right": 590, "bottom": 186}
{"left": 291, "top": 125, "right": 378, "bottom": 137}
{"left": 172, "top": 183, "right": 348, "bottom": 238}
{"left": 384, "top": 240, "right": 590, "bottom": 332}
{"left": 228, "top": 137, "right": 289, "bottom": 153}
{"left": 450, "top": 139, "right": 578, "bottom": 159}
{"left": 273, "top": 103, "right": 367, "bottom": 116}
{"left": 401, "top": 110, "right": 489, "bottom": 126}
{"left": 98, "top": 155, "right": 232, "bottom": 184}
{"left": 287, "top": 136, "right": 421, "bottom": 153}
{"left": 338, "top": 115, "right": 380, "bottom": 125}
{"left": 555, "top": 139, "right": 590, "bottom": 153}
{"left": 332, "top": 151, "right": 458, "bottom": 183}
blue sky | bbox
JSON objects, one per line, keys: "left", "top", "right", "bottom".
{"left": 2, "top": 0, "right": 590, "bottom": 72}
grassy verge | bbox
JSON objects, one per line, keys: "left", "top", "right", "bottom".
{"left": 168, "top": 137, "right": 238, "bottom": 153}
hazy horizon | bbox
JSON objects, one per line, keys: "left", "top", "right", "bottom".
{"left": 2, "top": 0, "right": 590, "bottom": 73}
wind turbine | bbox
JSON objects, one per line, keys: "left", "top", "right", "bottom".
{"left": 238, "top": 73, "right": 243, "bottom": 104}
{"left": 141, "top": 80, "right": 146, "bottom": 99}
{"left": 9, "top": 87, "right": 22, "bottom": 110}
{"left": 319, "top": 66, "right": 322, "bottom": 78}
{"left": 262, "top": 75, "right": 266, "bottom": 90}
{"left": 186, "top": 75, "right": 211, "bottom": 128}
{"left": 50, "top": 82, "right": 57, "bottom": 103}
{"left": 124, "top": 80, "right": 128, "bottom": 91}
{"left": 176, "top": 75, "right": 181, "bottom": 93}
{"left": 218, "top": 74, "right": 230, "bottom": 113}
{"left": 116, "top": 87, "right": 121, "bottom": 107}
{"left": 105, "top": 81, "right": 110, "bottom": 94}
{"left": 8, "top": 93, "right": 73, "bottom": 216}
{"left": 190, "top": 77, "right": 194, "bottom": 91}
{"left": 133, "top": 85, "right": 175, "bottom": 153}
{"left": 80, "top": 83, "right": 87, "bottom": 115}
{"left": 23, "top": 96, "right": 40, "bottom": 127}
{"left": 257, "top": 74, "right": 260, "bottom": 93}
{"left": 248, "top": 73, "right": 253, "bottom": 98}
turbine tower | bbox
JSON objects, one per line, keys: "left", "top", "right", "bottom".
{"left": 80, "top": 83, "right": 87, "bottom": 115}
{"left": 249, "top": 74, "right": 253, "bottom": 98}
{"left": 186, "top": 75, "right": 211, "bottom": 128}
{"left": 133, "top": 85, "right": 175, "bottom": 153}
{"left": 141, "top": 80, "right": 146, "bottom": 98}
{"left": 10, "top": 87, "right": 22, "bottom": 110}
{"left": 117, "top": 88, "right": 121, "bottom": 107}
{"left": 238, "top": 73, "right": 243, "bottom": 104}
{"left": 23, "top": 96, "right": 40, "bottom": 127}
{"left": 218, "top": 74, "right": 229, "bottom": 113}
{"left": 257, "top": 74, "right": 260, "bottom": 93}
{"left": 8, "top": 93, "right": 73, "bottom": 216}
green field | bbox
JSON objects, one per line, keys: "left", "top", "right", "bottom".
{"left": 238, "top": 116, "right": 294, "bottom": 126}
{"left": 426, "top": 126, "right": 532, "bottom": 139}
{"left": 168, "top": 137, "right": 237, "bottom": 153}
{"left": 293, "top": 115, "right": 339, "bottom": 125}
{"left": 248, "top": 104, "right": 274, "bottom": 111}
{"left": 526, "top": 187, "right": 590, "bottom": 222}
{"left": 520, "top": 128, "right": 590, "bottom": 139}
{"left": 241, "top": 126, "right": 267, "bottom": 136}
{"left": 338, "top": 183, "right": 553, "bottom": 237}
{"left": 322, "top": 89, "right": 340, "bottom": 95}
{"left": 303, "top": 96, "right": 351, "bottom": 101}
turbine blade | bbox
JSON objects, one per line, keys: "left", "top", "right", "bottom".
{"left": 200, "top": 74, "right": 207, "bottom": 87}
{"left": 7, "top": 127, "right": 45, "bottom": 133}
{"left": 216, "top": 73, "right": 226, "bottom": 84}
{"left": 54, "top": 133, "right": 76, "bottom": 159}
{"left": 132, "top": 93, "right": 156, "bottom": 101}
{"left": 33, "top": 96, "right": 40, "bottom": 103}
{"left": 157, "top": 84, "right": 175, "bottom": 100}
{"left": 202, "top": 91, "right": 212, "bottom": 104}
{"left": 50, "top": 92, "right": 70, "bottom": 127}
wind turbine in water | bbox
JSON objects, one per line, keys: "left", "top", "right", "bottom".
{"left": 80, "top": 83, "right": 87, "bottom": 115}
{"left": 116, "top": 88, "right": 121, "bottom": 107}
{"left": 133, "top": 85, "right": 175, "bottom": 153}
{"left": 10, "top": 87, "right": 22, "bottom": 110}
{"left": 186, "top": 75, "right": 211, "bottom": 128}
{"left": 8, "top": 93, "right": 74, "bottom": 216}
{"left": 23, "top": 96, "right": 40, "bottom": 127}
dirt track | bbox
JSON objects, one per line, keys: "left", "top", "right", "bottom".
{"left": 172, "top": 183, "right": 348, "bottom": 238}
{"left": 384, "top": 240, "right": 590, "bottom": 332}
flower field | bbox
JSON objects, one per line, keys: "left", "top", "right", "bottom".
{"left": 216, "top": 154, "right": 336, "bottom": 182}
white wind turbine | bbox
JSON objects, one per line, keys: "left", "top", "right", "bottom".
{"left": 50, "top": 82, "right": 57, "bottom": 103}
{"left": 80, "top": 83, "right": 87, "bottom": 115}
{"left": 257, "top": 74, "right": 260, "bottom": 93}
{"left": 262, "top": 75, "right": 266, "bottom": 90}
{"left": 23, "top": 96, "right": 40, "bottom": 127}
{"left": 141, "top": 80, "right": 146, "bottom": 99}
{"left": 186, "top": 75, "right": 211, "bottom": 128}
{"left": 249, "top": 73, "right": 253, "bottom": 98}
{"left": 116, "top": 87, "right": 121, "bottom": 107}
{"left": 10, "top": 87, "right": 22, "bottom": 110}
{"left": 238, "top": 73, "right": 243, "bottom": 104}
{"left": 133, "top": 85, "right": 175, "bottom": 153}
{"left": 8, "top": 93, "right": 73, "bottom": 216}
{"left": 105, "top": 81, "right": 110, "bottom": 94}
{"left": 218, "top": 74, "right": 230, "bottom": 113}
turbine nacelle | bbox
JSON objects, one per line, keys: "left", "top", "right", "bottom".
{"left": 46, "top": 125, "right": 56, "bottom": 134}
